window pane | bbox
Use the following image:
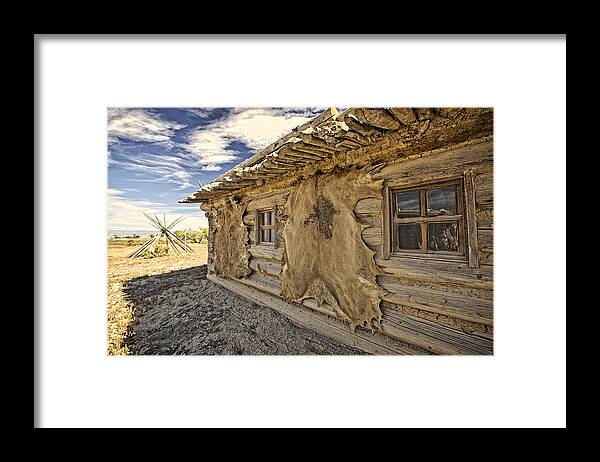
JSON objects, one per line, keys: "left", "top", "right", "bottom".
{"left": 426, "top": 187, "right": 457, "bottom": 216}
{"left": 428, "top": 222, "right": 459, "bottom": 252}
{"left": 271, "top": 211, "right": 276, "bottom": 225}
{"left": 259, "top": 212, "right": 265, "bottom": 226}
{"left": 395, "top": 191, "right": 420, "bottom": 218}
{"left": 395, "top": 223, "right": 421, "bottom": 250}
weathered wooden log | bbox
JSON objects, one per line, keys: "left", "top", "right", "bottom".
{"left": 372, "top": 139, "right": 493, "bottom": 181}
{"left": 478, "top": 229, "right": 493, "bottom": 266}
{"left": 248, "top": 245, "right": 284, "bottom": 262}
{"left": 477, "top": 209, "right": 493, "bottom": 229}
{"left": 375, "top": 256, "right": 493, "bottom": 288}
{"left": 207, "top": 273, "right": 428, "bottom": 355}
{"left": 354, "top": 197, "right": 381, "bottom": 216}
{"left": 377, "top": 275, "right": 493, "bottom": 325}
{"left": 475, "top": 172, "right": 493, "bottom": 209}
{"left": 361, "top": 226, "right": 382, "bottom": 249}
{"left": 249, "top": 257, "right": 283, "bottom": 277}
{"left": 464, "top": 169, "right": 480, "bottom": 268}
{"left": 380, "top": 307, "right": 493, "bottom": 355}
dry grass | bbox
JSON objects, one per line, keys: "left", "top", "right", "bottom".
{"left": 107, "top": 240, "right": 208, "bottom": 355}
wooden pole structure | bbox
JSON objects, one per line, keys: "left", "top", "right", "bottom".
{"left": 166, "top": 232, "right": 181, "bottom": 255}
{"left": 128, "top": 233, "right": 161, "bottom": 258}
{"left": 129, "top": 212, "right": 195, "bottom": 258}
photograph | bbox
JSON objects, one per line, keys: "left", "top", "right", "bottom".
{"left": 107, "top": 106, "right": 494, "bottom": 356}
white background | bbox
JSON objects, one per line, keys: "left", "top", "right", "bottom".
{"left": 36, "top": 36, "right": 566, "bottom": 428}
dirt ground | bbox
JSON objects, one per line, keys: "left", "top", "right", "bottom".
{"left": 107, "top": 241, "right": 363, "bottom": 355}
{"left": 107, "top": 241, "right": 209, "bottom": 355}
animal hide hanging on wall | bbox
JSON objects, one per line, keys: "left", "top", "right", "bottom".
{"left": 211, "top": 198, "right": 251, "bottom": 280}
{"left": 281, "top": 168, "right": 385, "bottom": 332}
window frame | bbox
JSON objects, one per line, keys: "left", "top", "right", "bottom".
{"left": 255, "top": 207, "right": 277, "bottom": 246}
{"left": 383, "top": 176, "right": 473, "bottom": 263}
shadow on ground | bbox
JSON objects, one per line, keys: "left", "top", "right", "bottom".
{"left": 123, "top": 265, "right": 363, "bottom": 355}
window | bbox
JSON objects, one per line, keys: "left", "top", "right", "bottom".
{"left": 257, "top": 209, "right": 276, "bottom": 244}
{"left": 389, "top": 180, "right": 465, "bottom": 256}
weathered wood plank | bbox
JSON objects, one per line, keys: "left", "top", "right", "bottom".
{"left": 377, "top": 275, "right": 493, "bottom": 325}
{"left": 229, "top": 107, "right": 338, "bottom": 172}
{"left": 356, "top": 214, "right": 381, "bottom": 228}
{"left": 478, "top": 229, "right": 493, "bottom": 249}
{"left": 335, "top": 139, "right": 363, "bottom": 150}
{"left": 362, "top": 226, "right": 382, "bottom": 248}
{"left": 382, "top": 185, "right": 392, "bottom": 259}
{"left": 464, "top": 169, "right": 480, "bottom": 268}
{"left": 354, "top": 197, "right": 381, "bottom": 216}
{"left": 478, "top": 229, "right": 493, "bottom": 266}
{"left": 301, "top": 298, "right": 337, "bottom": 317}
{"left": 249, "top": 257, "right": 283, "bottom": 277}
{"left": 298, "top": 133, "right": 340, "bottom": 151}
{"left": 244, "top": 271, "right": 282, "bottom": 295}
{"left": 248, "top": 245, "right": 284, "bottom": 262}
{"left": 375, "top": 255, "right": 493, "bottom": 288}
{"left": 372, "top": 139, "right": 493, "bottom": 182}
{"left": 475, "top": 171, "right": 493, "bottom": 191}
{"left": 207, "top": 274, "right": 427, "bottom": 355}
{"left": 479, "top": 250, "right": 493, "bottom": 266}
{"left": 246, "top": 188, "right": 293, "bottom": 211}
{"left": 354, "top": 198, "right": 382, "bottom": 259}
{"left": 378, "top": 273, "right": 492, "bottom": 300}
{"left": 279, "top": 146, "right": 329, "bottom": 161}
{"left": 380, "top": 307, "right": 493, "bottom": 355}
{"left": 476, "top": 209, "right": 493, "bottom": 229}
{"left": 285, "top": 144, "right": 335, "bottom": 157}
{"left": 475, "top": 172, "right": 493, "bottom": 209}
{"left": 271, "top": 158, "right": 308, "bottom": 168}
{"left": 392, "top": 214, "right": 463, "bottom": 224}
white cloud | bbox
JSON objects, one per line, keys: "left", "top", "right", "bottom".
{"left": 185, "top": 108, "right": 319, "bottom": 167}
{"left": 107, "top": 189, "right": 167, "bottom": 230}
{"left": 184, "top": 108, "right": 210, "bottom": 119}
{"left": 109, "top": 154, "right": 195, "bottom": 190}
{"left": 107, "top": 189, "right": 207, "bottom": 231}
{"left": 202, "top": 164, "right": 222, "bottom": 171}
{"left": 108, "top": 108, "right": 185, "bottom": 143}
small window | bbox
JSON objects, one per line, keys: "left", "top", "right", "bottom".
{"left": 389, "top": 180, "right": 465, "bottom": 256}
{"left": 257, "top": 209, "right": 276, "bottom": 244}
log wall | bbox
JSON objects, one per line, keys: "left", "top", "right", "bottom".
{"left": 207, "top": 138, "right": 493, "bottom": 354}
{"left": 358, "top": 140, "right": 494, "bottom": 353}
{"left": 241, "top": 188, "right": 291, "bottom": 296}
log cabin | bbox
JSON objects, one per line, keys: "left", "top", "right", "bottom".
{"left": 181, "top": 107, "right": 493, "bottom": 355}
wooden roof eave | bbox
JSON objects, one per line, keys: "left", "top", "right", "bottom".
{"left": 180, "top": 107, "right": 490, "bottom": 203}
{"left": 180, "top": 111, "right": 378, "bottom": 203}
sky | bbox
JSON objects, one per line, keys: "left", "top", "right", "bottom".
{"left": 107, "top": 107, "right": 326, "bottom": 234}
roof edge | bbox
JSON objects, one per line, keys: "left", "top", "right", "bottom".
{"left": 180, "top": 107, "right": 339, "bottom": 203}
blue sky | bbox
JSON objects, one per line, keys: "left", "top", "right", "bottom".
{"left": 108, "top": 107, "right": 326, "bottom": 233}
